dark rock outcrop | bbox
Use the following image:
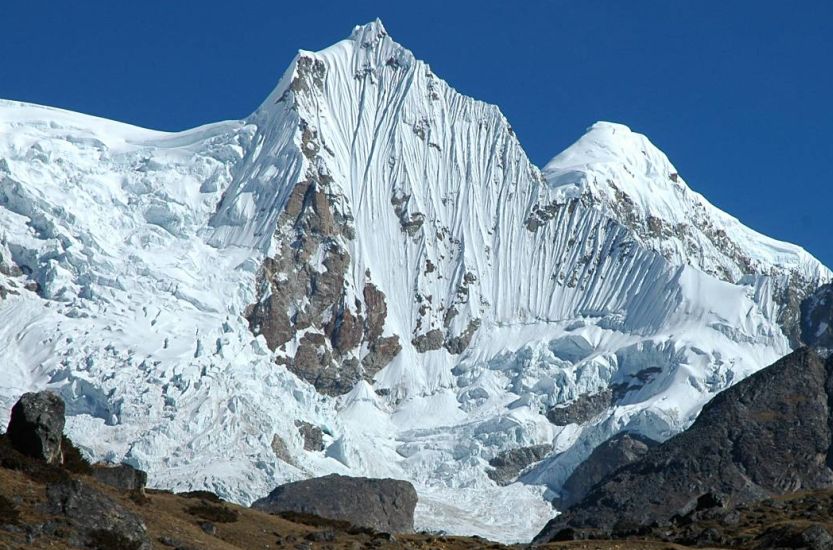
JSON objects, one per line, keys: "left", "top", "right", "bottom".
{"left": 362, "top": 335, "right": 402, "bottom": 377}
{"left": 801, "top": 282, "right": 833, "bottom": 348}
{"left": 252, "top": 473, "right": 417, "bottom": 533}
{"left": 363, "top": 282, "right": 388, "bottom": 342}
{"left": 46, "top": 478, "right": 151, "bottom": 549}
{"left": 546, "top": 389, "right": 613, "bottom": 426}
{"left": 6, "top": 391, "right": 65, "bottom": 464}
{"left": 295, "top": 420, "right": 325, "bottom": 452}
{"left": 444, "top": 319, "right": 481, "bottom": 355}
{"left": 361, "top": 282, "right": 402, "bottom": 379}
{"left": 536, "top": 348, "right": 833, "bottom": 542}
{"left": 557, "top": 432, "right": 657, "bottom": 508}
{"left": 486, "top": 444, "right": 552, "bottom": 486}
{"left": 92, "top": 463, "right": 148, "bottom": 493}
{"left": 411, "top": 328, "right": 444, "bottom": 353}
{"left": 758, "top": 523, "right": 833, "bottom": 550}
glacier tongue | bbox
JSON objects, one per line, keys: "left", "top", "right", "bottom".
{"left": 0, "top": 20, "right": 830, "bottom": 543}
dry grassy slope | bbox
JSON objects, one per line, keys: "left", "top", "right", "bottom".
{"left": 0, "top": 465, "right": 492, "bottom": 549}
{"left": 0, "top": 459, "right": 714, "bottom": 550}
{"left": 6, "top": 431, "right": 828, "bottom": 550}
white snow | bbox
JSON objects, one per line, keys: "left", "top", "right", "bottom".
{"left": 0, "top": 19, "right": 829, "bottom": 544}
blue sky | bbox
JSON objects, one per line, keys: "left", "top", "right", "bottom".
{"left": 2, "top": 1, "right": 831, "bottom": 267}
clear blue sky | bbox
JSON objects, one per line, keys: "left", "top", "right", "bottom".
{"left": 3, "top": 2, "right": 831, "bottom": 267}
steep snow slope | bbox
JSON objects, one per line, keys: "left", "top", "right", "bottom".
{"left": 544, "top": 122, "right": 825, "bottom": 344}
{"left": 0, "top": 20, "right": 829, "bottom": 543}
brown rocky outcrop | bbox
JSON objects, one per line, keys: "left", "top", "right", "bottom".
{"left": 295, "top": 420, "right": 325, "bottom": 452}
{"left": 486, "top": 444, "right": 552, "bottom": 486}
{"left": 245, "top": 114, "right": 403, "bottom": 395}
{"left": 546, "top": 389, "right": 614, "bottom": 426}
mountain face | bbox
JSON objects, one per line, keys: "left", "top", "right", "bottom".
{"left": 0, "top": 20, "right": 829, "bottom": 542}
{"left": 802, "top": 282, "right": 833, "bottom": 350}
{"left": 535, "top": 347, "right": 833, "bottom": 543}
{"left": 556, "top": 431, "right": 657, "bottom": 510}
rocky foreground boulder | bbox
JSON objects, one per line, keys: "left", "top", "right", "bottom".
{"left": 252, "top": 473, "right": 418, "bottom": 533}
{"left": 536, "top": 347, "right": 833, "bottom": 542}
{"left": 46, "top": 478, "right": 151, "bottom": 549}
{"left": 92, "top": 463, "right": 148, "bottom": 493}
{"left": 5, "top": 391, "right": 65, "bottom": 464}
{"left": 1, "top": 391, "right": 152, "bottom": 548}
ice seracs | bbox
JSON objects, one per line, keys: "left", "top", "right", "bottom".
{"left": 0, "top": 20, "right": 829, "bottom": 543}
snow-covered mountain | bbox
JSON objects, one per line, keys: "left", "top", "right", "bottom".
{"left": 0, "top": 20, "right": 828, "bottom": 542}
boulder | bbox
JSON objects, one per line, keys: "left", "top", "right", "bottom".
{"left": 46, "top": 478, "right": 151, "bottom": 549}
{"left": 92, "top": 463, "right": 148, "bottom": 493}
{"left": 5, "top": 391, "right": 65, "bottom": 464}
{"left": 252, "top": 474, "right": 417, "bottom": 533}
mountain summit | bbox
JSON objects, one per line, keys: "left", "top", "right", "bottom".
{"left": 0, "top": 21, "right": 828, "bottom": 542}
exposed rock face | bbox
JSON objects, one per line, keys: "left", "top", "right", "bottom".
{"left": 546, "top": 389, "right": 613, "bottom": 426}
{"left": 245, "top": 164, "right": 402, "bottom": 395}
{"left": 362, "top": 335, "right": 402, "bottom": 378}
{"left": 287, "top": 331, "right": 360, "bottom": 396}
{"left": 486, "top": 444, "right": 552, "bottom": 486}
{"left": 443, "top": 319, "right": 481, "bottom": 355}
{"left": 243, "top": 56, "right": 412, "bottom": 397}
{"left": 242, "top": 114, "right": 361, "bottom": 397}
{"left": 252, "top": 473, "right": 417, "bottom": 533}
{"left": 6, "top": 391, "right": 65, "bottom": 465}
{"left": 361, "top": 283, "right": 403, "bottom": 379}
{"left": 536, "top": 348, "right": 833, "bottom": 542}
{"left": 777, "top": 272, "right": 820, "bottom": 348}
{"left": 46, "top": 479, "right": 151, "bottom": 549}
{"left": 411, "top": 328, "right": 444, "bottom": 353}
{"left": 295, "top": 420, "right": 325, "bottom": 452}
{"left": 557, "top": 432, "right": 657, "bottom": 509}
{"left": 270, "top": 434, "right": 296, "bottom": 466}
{"left": 92, "top": 463, "right": 148, "bottom": 493}
{"left": 801, "top": 282, "right": 833, "bottom": 349}
{"left": 363, "top": 282, "right": 388, "bottom": 342}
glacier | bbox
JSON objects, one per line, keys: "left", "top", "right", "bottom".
{"left": 0, "top": 20, "right": 829, "bottom": 543}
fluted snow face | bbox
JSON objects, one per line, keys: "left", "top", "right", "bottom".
{"left": 545, "top": 122, "right": 828, "bottom": 285}
{"left": 0, "top": 20, "right": 829, "bottom": 543}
